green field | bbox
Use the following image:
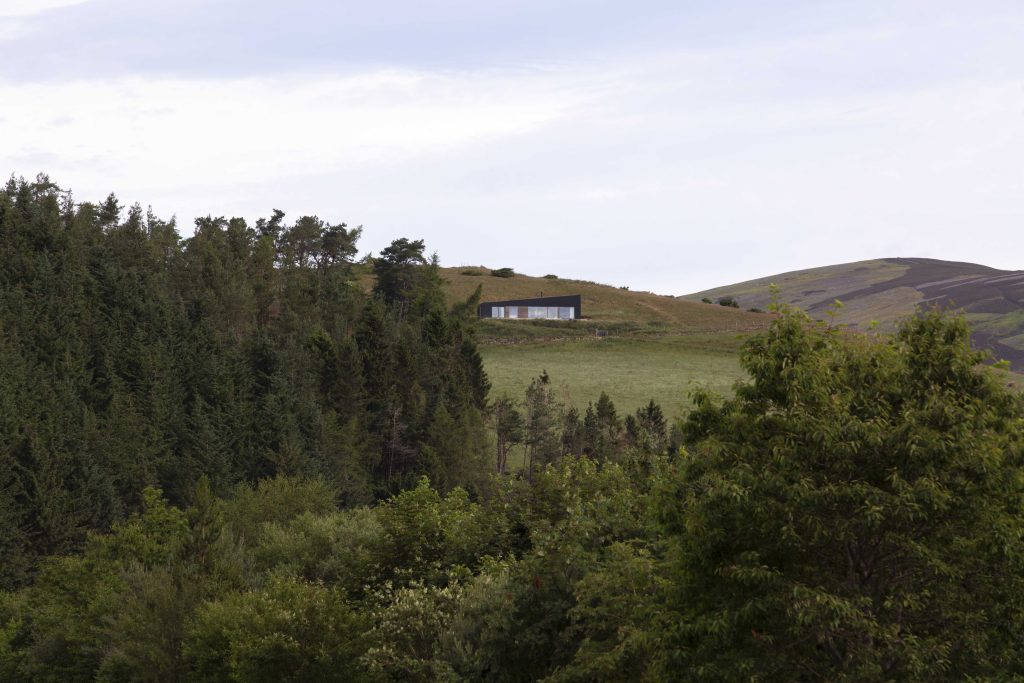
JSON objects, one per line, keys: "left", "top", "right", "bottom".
{"left": 481, "top": 332, "right": 750, "bottom": 420}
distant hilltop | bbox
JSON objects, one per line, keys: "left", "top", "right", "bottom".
{"left": 432, "top": 266, "right": 770, "bottom": 333}
{"left": 683, "top": 258, "right": 1024, "bottom": 368}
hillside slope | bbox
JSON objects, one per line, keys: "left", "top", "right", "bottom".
{"left": 441, "top": 267, "right": 770, "bottom": 334}
{"left": 435, "top": 267, "right": 772, "bottom": 417}
{"left": 684, "top": 257, "right": 1024, "bottom": 368}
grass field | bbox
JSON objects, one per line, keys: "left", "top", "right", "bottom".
{"left": 443, "top": 267, "right": 769, "bottom": 419}
{"left": 481, "top": 333, "right": 750, "bottom": 420}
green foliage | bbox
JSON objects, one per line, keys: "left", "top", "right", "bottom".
{"left": 362, "top": 577, "right": 467, "bottom": 682}
{"left": 490, "top": 267, "right": 515, "bottom": 278}
{"left": 659, "top": 308, "right": 1024, "bottom": 680}
{"left": 460, "top": 269, "right": 484, "bottom": 276}
{"left": 252, "top": 507, "right": 383, "bottom": 597}
{"left": 420, "top": 403, "right": 491, "bottom": 494}
{"left": 372, "top": 238, "right": 440, "bottom": 309}
{"left": 6, "top": 174, "right": 1024, "bottom": 682}
{"left": 0, "top": 176, "right": 492, "bottom": 584}
{"left": 543, "top": 274, "right": 559, "bottom": 279}
{"left": 376, "top": 478, "right": 508, "bottom": 587}
{"left": 185, "top": 575, "right": 367, "bottom": 683}
{"left": 547, "top": 542, "right": 666, "bottom": 682}
{"left": 625, "top": 399, "right": 668, "bottom": 453}
{"left": 222, "top": 476, "right": 338, "bottom": 545}
{"left": 5, "top": 487, "right": 197, "bottom": 682}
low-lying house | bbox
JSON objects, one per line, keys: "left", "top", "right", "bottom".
{"left": 477, "top": 294, "right": 582, "bottom": 320}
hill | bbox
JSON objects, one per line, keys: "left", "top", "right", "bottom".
{"left": 439, "top": 266, "right": 770, "bottom": 335}
{"left": 683, "top": 257, "right": 1024, "bottom": 368}
{"left": 434, "top": 267, "right": 774, "bottom": 417}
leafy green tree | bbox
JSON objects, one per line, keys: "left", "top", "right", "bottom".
{"left": 185, "top": 575, "right": 367, "bottom": 683}
{"left": 546, "top": 542, "right": 666, "bottom": 682}
{"left": 8, "top": 488, "right": 190, "bottom": 682}
{"left": 252, "top": 507, "right": 383, "bottom": 598}
{"left": 221, "top": 476, "right": 338, "bottom": 547}
{"left": 657, "top": 309, "right": 1024, "bottom": 680}
{"left": 375, "top": 478, "right": 507, "bottom": 588}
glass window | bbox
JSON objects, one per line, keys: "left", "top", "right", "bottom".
{"left": 507, "top": 307, "right": 517, "bottom": 319}
{"left": 491, "top": 306, "right": 504, "bottom": 318}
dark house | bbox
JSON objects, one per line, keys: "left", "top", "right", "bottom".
{"left": 477, "top": 294, "right": 582, "bottom": 320}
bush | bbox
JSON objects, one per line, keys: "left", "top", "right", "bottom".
{"left": 701, "top": 297, "right": 712, "bottom": 304}
{"left": 717, "top": 296, "right": 739, "bottom": 308}
{"left": 543, "top": 274, "right": 558, "bottom": 280}
{"left": 459, "top": 269, "right": 483, "bottom": 276}
{"left": 490, "top": 268, "right": 515, "bottom": 278}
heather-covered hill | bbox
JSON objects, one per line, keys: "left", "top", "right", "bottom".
{"left": 685, "top": 257, "right": 1024, "bottom": 368}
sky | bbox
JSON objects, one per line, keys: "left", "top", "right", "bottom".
{"left": 2, "top": 0, "right": 1022, "bottom": 294}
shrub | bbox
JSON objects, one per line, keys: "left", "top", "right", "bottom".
{"left": 543, "top": 274, "right": 558, "bottom": 280}
{"left": 717, "top": 296, "right": 739, "bottom": 308}
{"left": 490, "top": 268, "right": 515, "bottom": 278}
{"left": 701, "top": 297, "right": 712, "bottom": 304}
{"left": 460, "top": 269, "right": 483, "bottom": 276}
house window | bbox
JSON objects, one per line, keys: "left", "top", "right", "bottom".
{"left": 483, "top": 302, "right": 578, "bottom": 320}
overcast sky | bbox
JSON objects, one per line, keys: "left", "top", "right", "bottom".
{"left": 2, "top": 0, "right": 1022, "bottom": 293}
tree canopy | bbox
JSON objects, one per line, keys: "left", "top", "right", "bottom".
{"left": 2, "top": 175, "right": 1024, "bottom": 681}
{"left": 660, "top": 307, "right": 1024, "bottom": 679}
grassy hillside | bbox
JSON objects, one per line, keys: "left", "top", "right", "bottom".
{"left": 482, "top": 334, "right": 749, "bottom": 419}
{"left": 442, "top": 266, "right": 770, "bottom": 332}
{"left": 439, "top": 267, "right": 771, "bottom": 418}
{"left": 684, "top": 257, "right": 1024, "bottom": 370}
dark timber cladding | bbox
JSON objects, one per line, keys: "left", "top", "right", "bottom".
{"left": 478, "top": 294, "right": 582, "bottom": 320}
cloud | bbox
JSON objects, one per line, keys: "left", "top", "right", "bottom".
{"left": 2, "top": 1, "right": 1023, "bottom": 293}
{"left": 0, "top": 65, "right": 593, "bottom": 214}
{"left": 0, "top": 0, "right": 92, "bottom": 18}
{"left": 0, "top": 0, "right": 93, "bottom": 41}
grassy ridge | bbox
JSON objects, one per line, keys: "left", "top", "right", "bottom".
{"left": 442, "top": 267, "right": 771, "bottom": 330}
